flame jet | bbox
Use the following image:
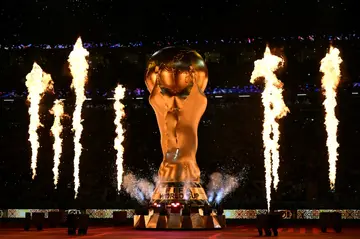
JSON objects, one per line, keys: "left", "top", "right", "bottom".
{"left": 250, "top": 46, "right": 289, "bottom": 211}
{"left": 50, "top": 100, "right": 65, "bottom": 187}
{"left": 320, "top": 46, "right": 342, "bottom": 190}
{"left": 113, "top": 84, "right": 126, "bottom": 191}
{"left": 68, "top": 37, "right": 89, "bottom": 198}
{"left": 25, "top": 63, "right": 53, "bottom": 179}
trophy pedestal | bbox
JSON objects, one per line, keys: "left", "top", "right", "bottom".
{"left": 133, "top": 182, "right": 225, "bottom": 229}
{"left": 134, "top": 213, "right": 224, "bottom": 230}
{"left": 151, "top": 182, "right": 208, "bottom": 207}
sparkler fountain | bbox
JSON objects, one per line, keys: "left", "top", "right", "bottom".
{"left": 134, "top": 46, "right": 224, "bottom": 229}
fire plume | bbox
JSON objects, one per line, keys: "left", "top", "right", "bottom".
{"left": 113, "top": 85, "right": 126, "bottom": 191}
{"left": 50, "top": 100, "right": 65, "bottom": 187}
{"left": 320, "top": 46, "right": 342, "bottom": 190}
{"left": 250, "top": 46, "right": 289, "bottom": 211}
{"left": 25, "top": 62, "right": 53, "bottom": 179}
{"left": 68, "top": 37, "right": 89, "bottom": 198}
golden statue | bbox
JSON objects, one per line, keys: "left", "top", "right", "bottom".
{"left": 145, "top": 47, "right": 208, "bottom": 204}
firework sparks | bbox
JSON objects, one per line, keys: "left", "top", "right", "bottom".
{"left": 25, "top": 62, "right": 53, "bottom": 179}
{"left": 68, "top": 37, "right": 89, "bottom": 198}
{"left": 50, "top": 100, "right": 65, "bottom": 187}
{"left": 320, "top": 46, "right": 342, "bottom": 190}
{"left": 250, "top": 46, "right": 289, "bottom": 211}
{"left": 113, "top": 84, "right": 126, "bottom": 191}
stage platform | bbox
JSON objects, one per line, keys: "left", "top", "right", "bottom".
{"left": 1, "top": 226, "right": 360, "bottom": 238}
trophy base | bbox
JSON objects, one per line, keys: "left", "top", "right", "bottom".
{"left": 134, "top": 214, "right": 225, "bottom": 229}
{"left": 151, "top": 182, "right": 208, "bottom": 207}
{"left": 133, "top": 182, "right": 225, "bottom": 229}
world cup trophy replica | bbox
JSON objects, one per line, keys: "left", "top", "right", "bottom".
{"left": 133, "top": 47, "right": 224, "bottom": 229}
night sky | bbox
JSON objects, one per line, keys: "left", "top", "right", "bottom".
{"left": 0, "top": 0, "right": 358, "bottom": 44}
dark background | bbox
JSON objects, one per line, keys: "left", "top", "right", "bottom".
{"left": 1, "top": 1, "right": 360, "bottom": 209}
{"left": 0, "top": 1, "right": 358, "bottom": 43}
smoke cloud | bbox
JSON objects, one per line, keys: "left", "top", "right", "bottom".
{"left": 123, "top": 173, "right": 157, "bottom": 204}
{"left": 207, "top": 172, "right": 239, "bottom": 204}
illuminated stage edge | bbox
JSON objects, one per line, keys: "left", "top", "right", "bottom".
{"left": 2, "top": 209, "right": 360, "bottom": 220}
{"left": 133, "top": 213, "right": 225, "bottom": 229}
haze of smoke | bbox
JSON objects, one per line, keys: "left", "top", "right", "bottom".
{"left": 123, "top": 173, "right": 156, "bottom": 204}
{"left": 207, "top": 172, "right": 223, "bottom": 202}
{"left": 207, "top": 172, "right": 239, "bottom": 204}
{"left": 123, "top": 174, "right": 144, "bottom": 203}
{"left": 153, "top": 174, "right": 160, "bottom": 188}
{"left": 138, "top": 179, "right": 155, "bottom": 199}
{"left": 183, "top": 180, "right": 192, "bottom": 200}
{"left": 215, "top": 175, "right": 239, "bottom": 203}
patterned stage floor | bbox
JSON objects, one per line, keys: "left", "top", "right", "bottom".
{"left": 0, "top": 226, "right": 359, "bottom": 239}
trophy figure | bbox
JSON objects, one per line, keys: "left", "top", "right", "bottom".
{"left": 145, "top": 46, "right": 209, "bottom": 207}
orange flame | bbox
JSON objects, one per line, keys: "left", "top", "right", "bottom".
{"left": 50, "top": 100, "right": 65, "bottom": 187}
{"left": 25, "top": 62, "right": 53, "bottom": 179}
{"left": 114, "top": 85, "right": 126, "bottom": 191}
{"left": 250, "top": 46, "right": 289, "bottom": 211}
{"left": 320, "top": 46, "right": 342, "bottom": 190}
{"left": 68, "top": 37, "right": 89, "bottom": 198}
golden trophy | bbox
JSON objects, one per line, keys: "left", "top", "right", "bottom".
{"left": 134, "top": 47, "right": 225, "bottom": 229}
{"left": 145, "top": 47, "right": 208, "bottom": 206}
